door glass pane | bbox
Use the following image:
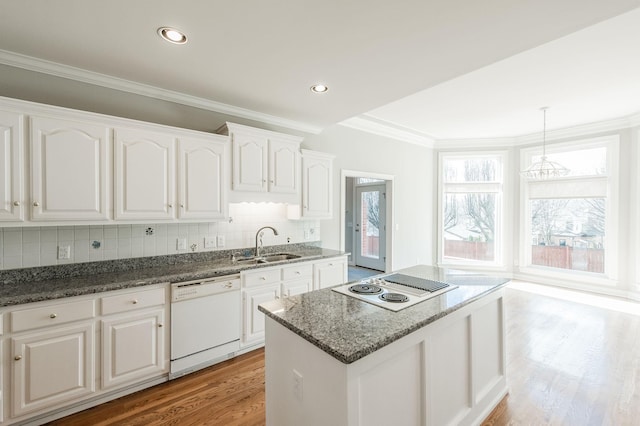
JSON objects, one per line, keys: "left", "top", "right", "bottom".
{"left": 529, "top": 198, "right": 605, "bottom": 273}
{"left": 360, "top": 190, "right": 380, "bottom": 259}
{"left": 443, "top": 193, "right": 496, "bottom": 261}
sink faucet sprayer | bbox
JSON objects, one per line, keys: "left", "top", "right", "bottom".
{"left": 255, "top": 226, "right": 278, "bottom": 258}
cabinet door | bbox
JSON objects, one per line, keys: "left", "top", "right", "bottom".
{"left": 178, "top": 136, "right": 227, "bottom": 219}
{"left": 268, "top": 139, "right": 299, "bottom": 194}
{"left": 0, "top": 110, "right": 24, "bottom": 221}
{"left": 282, "top": 279, "right": 312, "bottom": 298}
{"left": 242, "top": 284, "right": 280, "bottom": 346}
{"left": 102, "top": 309, "right": 166, "bottom": 389}
{"left": 314, "top": 257, "right": 348, "bottom": 290}
{"left": 30, "top": 116, "right": 109, "bottom": 221}
{"left": 115, "top": 128, "right": 175, "bottom": 220}
{"left": 232, "top": 132, "right": 267, "bottom": 192}
{"left": 302, "top": 152, "right": 333, "bottom": 219}
{"left": 11, "top": 323, "right": 95, "bottom": 417}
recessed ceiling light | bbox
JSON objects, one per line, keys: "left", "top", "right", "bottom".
{"left": 310, "top": 84, "right": 328, "bottom": 93}
{"left": 158, "top": 27, "right": 187, "bottom": 44}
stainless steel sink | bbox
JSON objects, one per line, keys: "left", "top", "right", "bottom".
{"left": 235, "top": 253, "right": 301, "bottom": 264}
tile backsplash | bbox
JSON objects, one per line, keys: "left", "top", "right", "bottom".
{"left": 0, "top": 203, "right": 320, "bottom": 270}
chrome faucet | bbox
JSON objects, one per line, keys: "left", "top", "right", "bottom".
{"left": 255, "top": 226, "right": 278, "bottom": 258}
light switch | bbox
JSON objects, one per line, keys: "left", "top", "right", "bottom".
{"left": 217, "top": 235, "right": 226, "bottom": 248}
{"left": 176, "top": 238, "right": 187, "bottom": 250}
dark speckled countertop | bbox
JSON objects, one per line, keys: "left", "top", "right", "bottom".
{"left": 259, "top": 265, "right": 509, "bottom": 364}
{"left": 0, "top": 244, "right": 346, "bottom": 307}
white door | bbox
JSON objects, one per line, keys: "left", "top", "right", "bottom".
{"left": 11, "top": 323, "right": 95, "bottom": 417}
{"left": 0, "top": 110, "right": 24, "bottom": 221}
{"left": 102, "top": 309, "right": 166, "bottom": 389}
{"left": 268, "top": 139, "right": 298, "bottom": 194}
{"left": 178, "top": 136, "right": 227, "bottom": 219}
{"left": 232, "top": 132, "right": 267, "bottom": 192}
{"left": 301, "top": 152, "right": 333, "bottom": 218}
{"left": 30, "top": 116, "right": 109, "bottom": 221}
{"left": 355, "top": 185, "right": 386, "bottom": 271}
{"left": 115, "top": 128, "right": 175, "bottom": 220}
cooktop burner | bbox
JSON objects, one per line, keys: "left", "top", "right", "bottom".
{"left": 349, "top": 284, "right": 383, "bottom": 294}
{"left": 332, "top": 274, "right": 458, "bottom": 311}
{"left": 379, "top": 292, "right": 409, "bottom": 303}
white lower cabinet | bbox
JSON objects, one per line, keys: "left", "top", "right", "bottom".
{"left": 1, "top": 284, "right": 169, "bottom": 425}
{"left": 101, "top": 309, "right": 166, "bottom": 389}
{"left": 242, "top": 283, "right": 280, "bottom": 347}
{"left": 11, "top": 322, "right": 95, "bottom": 417}
{"left": 313, "top": 256, "right": 348, "bottom": 289}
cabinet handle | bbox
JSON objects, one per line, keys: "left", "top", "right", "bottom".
{"left": 260, "top": 277, "right": 266, "bottom": 280}
{"left": 224, "top": 283, "right": 233, "bottom": 288}
{"left": 14, "top": 355, "right": 22, "bottom": 361}
{"left": 132, "top": 299, "right": 138, "bottom": 304}
{"left": 295, "top": 271, "right": 301, "bottom": 275}
{"left": 275, "top": 295, "right": 280, "bottom": 300}
{"left": 33, "top": 201, "right": 40, "bottom": 207}
{"left": 13, "top": 201, "right": 20, "bottom": 207}
{"left": 329, "top": 263, "right": 334, "bottom": 266}
{"left": 50, "top": 313, "right": 57, "bottom": 319}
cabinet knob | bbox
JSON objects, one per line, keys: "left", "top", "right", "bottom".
{"left": 33, "top": 201, "right": 40, "bottom": 207}
{"left": 14, "top": 355, "right": 22, "bottom": 361}
{"left": 260, "top": 276, "right": 266, "bottom": 280}
{"left": 275, "top": 295, "right": 280, "bottom": 300}
{"left": 158, "top": 323, "right": 163, "bottom": 328}
{"left": 295, "top": 271, "right": 301, "bottom": 275}
{"left": 224, "top": 283, "right": 233, "bottom": 288}
{"left": 168, "top": 204, "right": 173, "bottom": 208}
{"left": 132, "top": 299, "right": 138, "bottom": 304}
{"left": 180, "top": 204, "right": 184, "bottom": 208}
{"left": 304, "top": 205, "right": 308, "bottom": 209}
{"left": 50, "top": 313, "right": 57, "bottom": 319}
{"left": 270, "top": 180, "right": 274, "bottom": 183}
{"left": 13, "top": 201, "right": 20, "bottom": 207}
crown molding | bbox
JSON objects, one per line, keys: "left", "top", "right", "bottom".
{"left": 0, "top": 49, "right": 323, "bottom": 134}
{"left": 339, "top": 115, "right": 436, "bottom": 148}
{"left": 435, "top": 112, "right": 640, "bottom": 149}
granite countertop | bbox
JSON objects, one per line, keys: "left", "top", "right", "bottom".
{"left": 259, "top": 265, "right": 510, "bottom": 364}
{"left": 0, "top": 245, "right": 346, "bottom": 307}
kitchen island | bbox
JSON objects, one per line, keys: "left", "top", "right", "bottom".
{"left": 259, "top": 265, "right": 510, "bottom": 426}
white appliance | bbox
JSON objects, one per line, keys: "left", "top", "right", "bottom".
{"left": 170, "top": 274, "right": 241, "bottom": 379}
{"left": 332, "top": 273, "right": 457, "bottom": 311}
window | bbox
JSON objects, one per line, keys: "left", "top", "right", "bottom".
{"left": 439, "top": 153, "right": 505, "bottom": 266}
{"left": 521, "top": 137, "right": 618, "bottom": 281}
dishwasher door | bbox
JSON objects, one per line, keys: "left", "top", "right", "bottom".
{"left": 170, "top": 275, "right": 240, "bottom": 377}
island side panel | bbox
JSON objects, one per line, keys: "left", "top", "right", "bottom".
{"left": 265, "top": 318, "right": 349, "bottom": 426}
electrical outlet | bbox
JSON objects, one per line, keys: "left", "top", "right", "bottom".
{"left": 204, "top": 237, "right": 217, "bottom": 249}
{"left": 176, "top": 238, "right": 187, "bottom": 250}
{"left": 304, "top": 230, "right": 310, "bottom": 240}
{"left": 292, "top": 369, "right": 303, "bottom": 402}
{"left": 217, "top": 235, "right": 226, "bottom": 248}
{"left": 57, "top": 245, "right": 71, "bottom": 260}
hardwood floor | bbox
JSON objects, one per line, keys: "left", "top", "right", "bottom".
{"left": 49, "top": 283, "right": 640, "bottom": 425}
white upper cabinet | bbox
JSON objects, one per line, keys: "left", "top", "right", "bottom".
{"left": 268, "top": 139, "right": 299, "bottom": 194}
{"left": 220, "top": 122, "right": 301, "bottom": 195}
{"left": 177, "top": 135, "right": 228, "bottom": 220}
{"left": 114, "top": 128, "right": 175, "bottom": 220}
{"left": 30, "top": 115, "right": 110, "bottom": 221}
{"left": 0, "top": 109, "right": 24, "bottom": 222}
{"left": 301, "top": 149, "right": 334, "bottom": 219}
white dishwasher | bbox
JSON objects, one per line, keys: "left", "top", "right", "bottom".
{"left": 170, "top": 274, "right": 241, "bottom": 379}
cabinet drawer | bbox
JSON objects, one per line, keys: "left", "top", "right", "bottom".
{"left": 282, "top": 263, "right": 313, "bottom": 281}
{"left": 242, "top": 267, "right": 281, "bottom": 288}
{"left": 10, "top": 299, "right": 95, "bottom": 333}
{"left": 101, "top": 287, "right": 166, "bottom": 315}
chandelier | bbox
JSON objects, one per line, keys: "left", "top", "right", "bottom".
{"left": 521, "top": 107, "right": 569, "bottom": 180}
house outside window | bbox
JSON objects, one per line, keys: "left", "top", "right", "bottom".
{"left": 520, "top": 136, "right": 619, "bottom": 284}
{"left": 438, "top": 152, "right": 505, "bottom": 268}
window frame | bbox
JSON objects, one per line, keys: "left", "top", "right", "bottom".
{"left": 437, "top": 151, "right": 507, "bottom": 270}
{"left": 518, "top": 136, "right": 619, "bottom": 286}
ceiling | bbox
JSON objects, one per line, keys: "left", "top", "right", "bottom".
{"left": 0, "top": 0, "right": 639, "bottom": 140}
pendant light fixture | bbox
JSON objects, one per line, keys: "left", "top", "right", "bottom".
{"left": 520, "top": 107, "right": 569, "bottom": 180}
